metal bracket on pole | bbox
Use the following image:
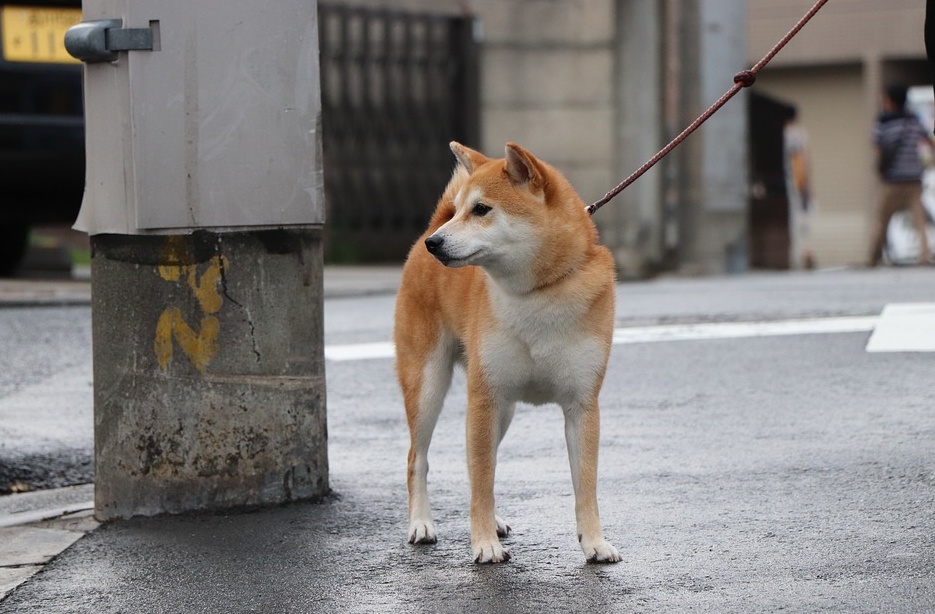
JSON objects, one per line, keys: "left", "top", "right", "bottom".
{"left": 65, "top": 19, "right": 154, "bottom": 63}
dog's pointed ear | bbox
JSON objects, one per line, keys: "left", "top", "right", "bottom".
{"left": 504, "top": 142, "right": 543, "bottom": 188}
{"left": 450, "top": 142, "right": 489, "bottom": 174}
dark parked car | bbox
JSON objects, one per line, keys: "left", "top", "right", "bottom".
{"left": 0, "top": 0, "right": 83, "bottom": 274}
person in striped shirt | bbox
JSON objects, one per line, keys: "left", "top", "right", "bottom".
{"left": 868, "top": 85, "right": 934, "bottom": 266}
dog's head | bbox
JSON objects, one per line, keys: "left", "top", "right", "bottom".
{"left": 425, "top": 142, "right": 591, "bottom": 289}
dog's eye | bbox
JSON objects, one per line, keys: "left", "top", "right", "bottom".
{"left": 472, "top": 203, "right": 492, "bottom": 217}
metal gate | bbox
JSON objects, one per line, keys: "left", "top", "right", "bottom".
{"left": 319, "top": 4, "right": 480, "bottom": 262}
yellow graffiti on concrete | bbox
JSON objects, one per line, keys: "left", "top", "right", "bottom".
{"left": 154, "top": 252, "right": 229, "bottom": 373}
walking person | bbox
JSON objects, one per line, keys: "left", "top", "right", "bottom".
{"left": 783, "top": 108, "right": 815, "bottom": 269}
{"left": 927, "top": 0, "right": 935, "bottom": 110}
{"left": 868, "top": 85, "right": 934, "bottom": 267}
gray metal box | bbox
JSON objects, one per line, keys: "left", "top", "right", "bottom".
{"left": 74, "top": 0, "right": 324, "bottom": 234}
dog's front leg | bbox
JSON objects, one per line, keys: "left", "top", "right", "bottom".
{"left": 466, "top": 389, "right": 510, "bottom": 564}
{"left": 564, "top": 401, "right": 621, "bottom": 564}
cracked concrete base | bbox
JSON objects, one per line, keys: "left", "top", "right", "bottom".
{"left": 89, "top": 230, "right": 329, "bottom": 520}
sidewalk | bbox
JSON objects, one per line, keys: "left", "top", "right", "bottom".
{"left": 0, "top": 485, "right": 95, "bottom": 599}
{"left": 0, "top": 265, "right": 402, "bottom": 600}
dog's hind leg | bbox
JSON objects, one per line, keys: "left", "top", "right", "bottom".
{"left": 401, "top": 333, "right": 455, "bottom": 545}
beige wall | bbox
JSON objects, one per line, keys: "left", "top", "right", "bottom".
{"left": 478, "top": 0, "right": 617, "bottom": 207}
{"left": 755, "top": 65, "right": 871, "bottom": 266}
{"left": 748, "top": 0, "right": 925, "bottom": 66}
{"left": 748, "top": 0, "right": 929, "bottom": 266}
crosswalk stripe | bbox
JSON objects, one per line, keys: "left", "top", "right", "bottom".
{"left": 866, "top": 303, "right": 935, "bottom": 352}
{"left": 324, "top": 315, "right": 883, "bottom": 362}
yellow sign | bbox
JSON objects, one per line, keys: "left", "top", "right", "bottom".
{"left": 1, "top": 5, "right": 82, "bottom": 64}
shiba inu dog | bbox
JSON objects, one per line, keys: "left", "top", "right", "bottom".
{"left": 394, "top": 142, "right": 620, "bottom": 564}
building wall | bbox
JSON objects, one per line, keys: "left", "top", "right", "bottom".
{"left": 748, "top": 0, "right": 929, "bottom": 266}
{"left": 323, "top": 0, "right": 932, "bottom": 270}
{"left": 748, "top": 0, "right": 925, "bottom": 67}
{"left": 477, "top": 0, "right": 618, "bottom": 210}
{"left": 329, "top": 0, "right": 618, "bottom": 207}
{"left": 328, "top": 0, "right": 749, "bottom": 274}
{"left": 754, "top": 65, "right": 870, "bottom": 267}
{"left": 326, "top": 0, "right": 635, "bottom": 270}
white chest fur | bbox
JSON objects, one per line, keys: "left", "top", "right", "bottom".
{"left": 477, "top": 281, "right": 608, "bottom": 408}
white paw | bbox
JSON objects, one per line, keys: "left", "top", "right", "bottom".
{"left": 582, "top": 538, "right": 622, "bottom": 564}
{"left": 495, "top": 515, "right": 512, "bottom": 538}
{"left": 473, "top": 539, "right": 510, "bottom": 564}
{"left": 408, "top": 518, "right": 437, "bottom": 544}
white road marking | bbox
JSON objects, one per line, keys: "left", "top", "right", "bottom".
{"left": 324, "top": 341, "right": 395, "bottom": 362}
{"left": 613, "top": 316, "right": 879, "bottom": 345}
{"left": 866, "top": 303, "right": 935, "bottom": 353}
{"left": 324, "top": 315, "right": 880, "bottom": 362}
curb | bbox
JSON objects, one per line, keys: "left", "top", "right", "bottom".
{"left": 0, "top": 266, "right": 402, "bottom": 306}
{"left": 0, "top": 279, "right": 91, "bottom": 307}
{"left": 0, "top": 485, "right": 98, "bottom": 601}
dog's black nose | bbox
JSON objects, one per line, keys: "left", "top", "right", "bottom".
{"left": 425, "top": 235, "right": 444, "bottom": 254}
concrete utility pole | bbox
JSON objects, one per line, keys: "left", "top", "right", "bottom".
{"left": 670, "top": 0, "right": 749, "bottom": 274}
{"left": 66, "top": 0, "right": 328, "bottom": 519}
{"left": 612, "top": 1, "right": 665, "bottom": 277}
{"left": 613, "top": 0, "right": 748, "bottom": 276}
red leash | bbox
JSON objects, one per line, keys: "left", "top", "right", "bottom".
{"left": 587, "top": 0, "right": 830, "bottom": 216}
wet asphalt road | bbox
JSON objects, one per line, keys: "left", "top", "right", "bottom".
{"left": 1, "top": 268, "right": 935, "bottom": 612}
{"left": 0, "top": 306, "right": 93, "bottom": 494}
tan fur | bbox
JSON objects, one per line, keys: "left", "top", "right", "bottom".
{"left": 394, "top": 142, "right": 620, "bottom": 564}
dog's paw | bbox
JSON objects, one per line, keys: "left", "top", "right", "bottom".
{"left": 582, "top": 538, "right": 622, "bottom": 564}
{"left": 473, "top": 540, "right": 511, "bottom": 564}
{"left": 408, "top": 519, "right": 438, "bottom": 544}
{"left": 495, "top": 515, "right": 512, "bottom": 538}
